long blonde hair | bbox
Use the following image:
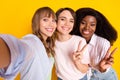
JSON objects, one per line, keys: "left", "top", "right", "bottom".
{"left": 32, "top": 7, "right": 56, "bottom": 57}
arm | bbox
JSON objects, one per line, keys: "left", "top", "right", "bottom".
{"left": 98, "top": 46, "right": 117, "bottom": 72}
{"left": 0, "top": 38, "right": 10, "bottom": 68}
{"left": 91, "top": 42, "right": 118, "bottom": 80}
{"left": 73, "top": 58, "right": 89, "bottom": 73}
{"left": 72, "top": 44, "right": 89, "bottom": 73}
{"left": 0, "top": 34, "right": 28, "bottom": 79}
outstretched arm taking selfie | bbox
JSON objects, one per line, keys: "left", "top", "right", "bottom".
{"left": 0, "top": 38, "right": 10, "bottom": 68}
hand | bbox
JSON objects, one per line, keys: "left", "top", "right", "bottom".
{"left": 73, "top": 42, "right": 87, "bottom": 63}
{"left": 99, "top": 46, "right": 118, "bottom": 72}
{"left": 72, "top": 42, "right": 88, "bottom": 73}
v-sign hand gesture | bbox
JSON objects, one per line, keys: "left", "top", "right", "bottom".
{"left": 73, "top": 41, "right": 88, "bottom": 63}
{"left": 99, "top": 46, "right": 118, "bottom": 72}
{"left": 72, "top": 42, "right": 88, "bottom": 73}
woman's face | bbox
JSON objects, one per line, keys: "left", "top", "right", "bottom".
{"left": 57, "top": 10, "right": 74, "bottom": 35}
{"left": 79, "top": 15, "right": 97, "bottom": 42}
{"left": 39, "top": 16, "right": 56, "bottom": 40}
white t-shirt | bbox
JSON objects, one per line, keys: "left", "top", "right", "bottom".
{"left": 0, "top": 34, "right": 54, "bottom": 80}
{"left": 54, "top": 35, "right": 90, "bottom": 80}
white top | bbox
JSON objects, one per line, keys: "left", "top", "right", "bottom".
{"left": 0, "top": 34, "right": 54, "bottom": 80}
{"left": 54, "top": 35, "right": 90, "bottom": 80}
{"left": 88, "top": 34, "right": 110, "bottom": 68}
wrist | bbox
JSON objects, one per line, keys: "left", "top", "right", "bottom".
{"left": 98, "top": 66, "right": 106, "bottom": 72}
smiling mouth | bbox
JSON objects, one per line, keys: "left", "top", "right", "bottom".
{"left": 62, "top": 27, "right": 70, "bottom": 31}
{"left": 46, "top": 28, "right": 54, "bottom": 32}
{"left": 82, "top": 30, "right": 90, "bottom": 35}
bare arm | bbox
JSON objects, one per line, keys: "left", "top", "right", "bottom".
{"left": 73, "top": 44, "right": 89, "bottom": 73}
{"left": 0, "top": 38, "right": 10, "bottom": 68}
{"left": 74, "top": 60, "right": 89, "bottom": 73}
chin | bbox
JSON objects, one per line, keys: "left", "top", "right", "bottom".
{"left": 48, "top": 35, "right": 52, "bottom": 37}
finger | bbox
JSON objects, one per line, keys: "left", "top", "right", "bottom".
{"left": 73, "top": 54, "right": 81, "bottom": 61}
{"left": 72, "top": 54, "right": 76, "bottom": 61}
{"left": 110, "top": 47, "right": 118, "bottom": 57}
{"left": 79, "top": 44, "right": 88, "bottom": 54}
{"left": 77, "top": 55, "right": 82, "bottom": 60}
{"left": 106, "top": 61, "right": 114, "bottom": 65}
{"left": 108, "top": 57, "right": 114, "bottom": 62}
{"left": 75, "top": 54, "right": 81, "bottom": 58}
{"left": 104, "top": 46, "right": 112, "bottom": 59}
{"left": 77, "top": 41, "right": 82, "bottom": 52}
{"left": 73, "top": 52, "right": 80, "bottom": 59}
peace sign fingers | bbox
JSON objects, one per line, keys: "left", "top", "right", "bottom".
{"left": 104, "top": 46, "right": 118, "bottom": 60}
{"left": 76, "top": 41, "right": 88, "bottom": 54}
{"left": 110, "top": 47, "right": 118, "bottom": 57}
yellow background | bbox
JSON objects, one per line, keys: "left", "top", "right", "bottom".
{"left": 0, "top": 0, "right": 120, "bottom": 80}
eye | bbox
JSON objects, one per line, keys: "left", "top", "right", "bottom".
{"left": 81, "top": 21, "right": 86, "bottom": 25}
{"left": 60, "top": 18, "right": 65, "bottom": 21}
{"left": 91, "top": 23, "right": 96, "bottom": 27}
{"left": 70, "top": 20, "right": 74, "bottom": 23}
{"left": 43, "top": 18, "right": 48, "bottom": 21}
{"left": 58, "top": 17, "right": 66, "bottom": 21}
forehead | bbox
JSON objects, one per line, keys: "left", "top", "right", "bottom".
{"left": 83, "top": 15, "right": 97, "bottom": 22}
{"left": 59, "top": 10, "right": 71, "bottom": 16}
{"left": 40, "top": 10, "right": 55, "bottom": 19}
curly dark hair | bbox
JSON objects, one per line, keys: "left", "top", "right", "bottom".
{"left": 71, "top": 7, "right": 117, "bottom": 45}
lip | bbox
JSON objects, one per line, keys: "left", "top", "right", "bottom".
{"left": 46, "top": 28, "right": 54, "bottom": 32}
{"left": 82, "top": 30, "right": 90, "bottom": 35}
{"left": 61, "top": 26, "right": 70, "bottom": 31}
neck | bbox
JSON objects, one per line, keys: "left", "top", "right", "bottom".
{"left": 57, "top": 33, "right": 72, "bottom": 42}
{"left": 85, "top": 37, "right": 91, "bottom": 44}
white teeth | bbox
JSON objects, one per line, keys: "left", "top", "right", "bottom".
{"left": 62, "top": 27, "right": 69, "bottom": 31}
{"left": 46, "top": 28, "right": 53, "bottom": 32}
{"left": 83, "top": 31, "right": 90, "bottom": 34}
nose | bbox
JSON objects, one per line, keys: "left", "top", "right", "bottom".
{"left": 65, "top": 21, "right": 69, "bottom": 26}
{"left": 85, "top": 24, "right": 90, "bottom": 29}
{"left": 49, "top": 20, "right": 56, "bottom": 27}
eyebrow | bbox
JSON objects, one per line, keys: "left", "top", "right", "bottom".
{"left": 58, "top": 16, "right": 74, "bottom": 21}
{"left": 58, "top": 16, "right": 66, "bottom": 18}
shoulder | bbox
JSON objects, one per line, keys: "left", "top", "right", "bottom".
{"left": 95, "top": 34, "right": 110, "bottom": 47}
{"left": 72, "top": 35, "right": 87, "bottom": 47}
{"left": 22, "top": 34, "right": 42, "bottom": 44}
{"left": 97, "top": 35, "right": 109, "bottom": 43}
{"left": 22, "top": 34, "right": 40, "bottom": 41}
{"left": 72, "top": 35, "right": 86, "bottom": 42}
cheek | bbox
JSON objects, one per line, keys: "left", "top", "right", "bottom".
{"left": 56, "top": 26, "right": 60, "bottom": 31}
{"left": 71, "top": 23, "right": 74, "bottom": 28}
{"left": 92, "top": 27, "right": 96, "bottom": 32}
{"left": 53, "top": 23, "right": 57, "bottom": 28}
{"left": 79, "top": 27, "right": 83, "bottom": 32}
{"left": 40, "top": 22, "right": 46, "bottom": 27}
{"left": 39, "top": 27, "right": 43, "bottom": 33}
{"left": 57, "top": 22, "right": 61, "bottom": 27}
{"left": 58, "top": 21, "right": 63, "bottom": 26}
{"left": 53, "top": 23, "right": 57, "bottom": 29}
{"left": 57, "top": 22, "right": 63, "bottom": 28}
